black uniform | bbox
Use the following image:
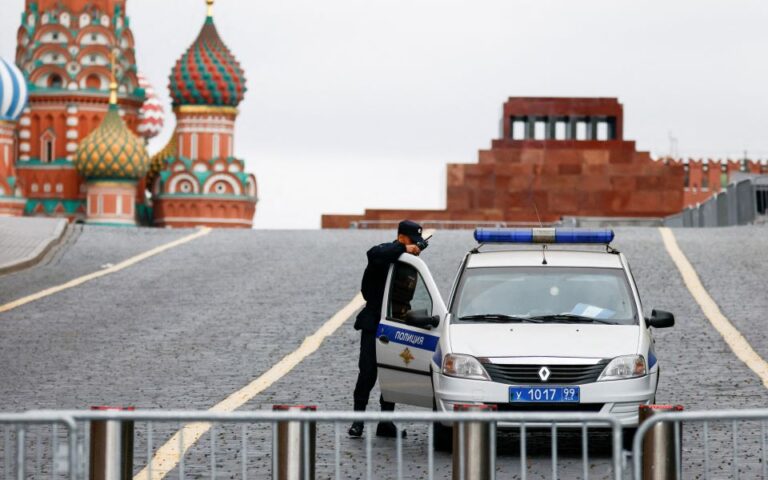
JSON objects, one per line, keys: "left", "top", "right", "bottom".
{"left": 352, "top": 240, "right": 406, "bottom": 412}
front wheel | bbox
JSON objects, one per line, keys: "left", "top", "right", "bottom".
{"left": 432, "top": 421, "right": 453, "bottom": 452}
{"left": 622, "top": 427, "right": 638, "bottom": 451}
{"left": 431, "top": 392, "right": 453, "bottom": 452}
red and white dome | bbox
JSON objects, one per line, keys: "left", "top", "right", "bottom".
{"left": 136, "top": 73, "right": 164, "bottom": 140}
{"left": 168, "top": 9, "right": 246, "bottom": 107}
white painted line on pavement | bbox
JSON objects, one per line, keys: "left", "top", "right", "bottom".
{"left": 659, "top": 227, "right": 768, "bottom": 388}
{"left": 133, "top": 293, "right": 366, "bottom": 480}
{"left": 0, "top": 227, "right": 212, "bottom": 314}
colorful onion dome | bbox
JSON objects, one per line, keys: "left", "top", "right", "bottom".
{"left": 0, "top": 57, "right": 28, "bottom": 121}
{"left": 75, "top": 103, "right": 150, "bottom": 180}
{"left": 168, "top": 1, "right": 246, "bottom": 107}
{"left": 136, "top": 73, "right": 165, "bottom": 140}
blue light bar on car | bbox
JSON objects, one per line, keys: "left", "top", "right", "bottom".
{"left": 473, "top": 228, "right": 615, "bottom": 244}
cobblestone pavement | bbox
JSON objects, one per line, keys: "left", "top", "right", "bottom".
{"left": 673, "top": 226, "right": 768, "bottom": 369}
{"left": 618, "top": 227, "right": 768, "bottom": 479}
{"left": 0, "top": 217, "right": 67, "bottom": 273}
{"left": 0, "top": 225, "right": 190, "bottom": 304}
{"left": 0, "top": 226, "right": 767, "bottom": 478}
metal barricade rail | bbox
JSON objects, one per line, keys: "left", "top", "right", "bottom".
{"left": 0, "top": 412, "right": 78, "bottom": 480}
{"left": 0, "top": 409, "right": 624, "bottom": 480}
{"left": 632, "top": 408, "right": 768, "bottom": 480}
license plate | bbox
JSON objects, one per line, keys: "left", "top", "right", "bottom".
{"left": 509, "top": 386, "right": 580, "bottom": 403}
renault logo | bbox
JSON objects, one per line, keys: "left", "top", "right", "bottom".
{"left": 538, "top": 366, "right": 551, "bottom": 382}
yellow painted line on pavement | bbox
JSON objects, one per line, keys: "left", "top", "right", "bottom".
{"left": 659, "top": 227, "right": 768, "bottom": 388}
{"left": 133, "top": 293, "right": 366, "bottom": 480}
{"left": 0, "top": 227, "right": 212, "bottom": 315}
{"left": 134, "top": 228, "right": 436, "bottom": 480}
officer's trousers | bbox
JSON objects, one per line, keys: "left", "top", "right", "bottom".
{"left": 353, "top": 330, "right": 395, "bottom": 412}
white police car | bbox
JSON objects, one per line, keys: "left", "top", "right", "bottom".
{"left": 374, "top": 228, "right": 674, "bottom": 448}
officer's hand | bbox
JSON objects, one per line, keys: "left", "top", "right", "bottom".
{"left": 406, "top": 244, "right": 421, "bottom": 256}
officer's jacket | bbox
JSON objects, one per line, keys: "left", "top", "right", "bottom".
{"left": 354, "top": 241, "right": 406, "bottom": 333}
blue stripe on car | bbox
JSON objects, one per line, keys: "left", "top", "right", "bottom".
{"left": 377, "top": 323, "right": 439, "bottom": 352}
{"left": 648, "top": 348, "right": 657, "bottom": 369}
{"left": 432, "top": 343, "right": 442, "bottom": 368}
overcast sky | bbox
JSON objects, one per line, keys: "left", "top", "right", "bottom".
{"left": 3, "top": 0, "right": 768, "bottom": 228}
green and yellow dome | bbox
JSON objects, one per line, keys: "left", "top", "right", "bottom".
{"left": 75, "top": 104, "right": 150, "bottom": 180}
{"left": 146, "top": 130, "right": 177, "bottom": 188}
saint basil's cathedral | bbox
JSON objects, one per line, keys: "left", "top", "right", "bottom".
{"left": 0, "top": 0, "right": 257, "bottom": 227}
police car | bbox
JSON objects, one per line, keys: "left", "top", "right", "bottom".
{"left": 374, "top": 228, "right": 674, "bottom": 448}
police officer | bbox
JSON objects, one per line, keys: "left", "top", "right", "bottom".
{"left": 349, "top": 220, "right": 426, "bottom": 438}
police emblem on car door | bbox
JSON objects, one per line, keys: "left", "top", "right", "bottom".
{"left": 376, "top": 254, "right": 447, "bottom": 408}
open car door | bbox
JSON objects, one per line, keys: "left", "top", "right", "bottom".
{"left": 376, "top": 253, "right": 447, "bottom": 408}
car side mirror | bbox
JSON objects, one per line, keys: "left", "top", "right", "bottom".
{"left": 647, "top": 309, "right": 674, "bottom": 328}
{"left": 405, "top": 310, "right": 440, "bottom": 330}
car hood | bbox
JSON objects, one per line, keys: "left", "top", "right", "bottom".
{"left": 449, "top": 323, "right": 640, "bottom": 359}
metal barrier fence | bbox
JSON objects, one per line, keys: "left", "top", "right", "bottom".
{"left": 8, "top": 408, "right": 768, "bottom": 479}
{"left": 0, "top": 409, "right": 624, "bottom": 480}
{"left": 0, "top": 412, "right": 78, "bottom": 480}
{"left": 633, "top": 408, "right": 768, "bottom": 480}
{"left": 664, "top": 178, "right": 765, "bottom": 227}
{"left": 756, "top": 182, "right": 768, "bottom": 217}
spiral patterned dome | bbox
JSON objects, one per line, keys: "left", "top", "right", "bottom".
{"left": 75, "top": 104, "right": 150, "bottom": 180}
{"left": 0, "top": 57, "right": 28, "bottom": 121}
{"left": 137, "top": 73, "right": 165, "bottom": 140}
{"left": 168, "top": 9, "right": 246, "bottom": 107}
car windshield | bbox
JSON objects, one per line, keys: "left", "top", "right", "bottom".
{"left": 452, "top": 266, "right": 637, "bottom": 325}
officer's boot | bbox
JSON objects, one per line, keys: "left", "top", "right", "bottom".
{"left": 375, "top": 421, "right": 407, "bottom": 438}
{"left": 348, "top": 421, "right": 364, "bottom": 438}
{"left": 377, "top": 396, "right": 406, "bottom": 437}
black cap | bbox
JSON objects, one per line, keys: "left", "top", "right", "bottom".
{"left": 398, "top": 220, "right": 425, "bottom": 245}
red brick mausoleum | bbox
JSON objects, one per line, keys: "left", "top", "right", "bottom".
{"left": 322, "top": 97, "right": 767, "bottom": 228}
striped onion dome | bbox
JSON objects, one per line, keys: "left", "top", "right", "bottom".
{"left": 168, "top": 4, "right": 246, "bottom": 107}
{"left": 136, "top": 73, "right": 165, "bottom": 140}
{"left": 75, "top": 104, "right": 150, "bottom": 180}
{"left": 0, "top": 58, "right": 28, "bottom": 122}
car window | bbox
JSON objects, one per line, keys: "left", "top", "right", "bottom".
{"left": 387, "top": 262, "right": 433, "bottom": 323}
{"left": 452, "top": 266, "right": 637, "bottom": 325}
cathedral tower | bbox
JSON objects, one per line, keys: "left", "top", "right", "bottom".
{"left": 74, "top": 70, "right": 148, "bottom": 225}
{"left": 151, "top": 0, "right": 257, "bottom": 228}
{"left": 14, "top": 0, "right": 143, "bottom": 219}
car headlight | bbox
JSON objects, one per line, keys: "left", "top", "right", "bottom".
{"left": 442, "top": 354, "right": 490, "bottom": 381}
{"left": 598, "top": 355, "right": 647, "bottom": 381}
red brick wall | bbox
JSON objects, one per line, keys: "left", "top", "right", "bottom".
{"left": 323, "top": 97, "right": 688, "bottom": 228}
{"left": 154, "top": 197, "right": 256, "bottom": 228}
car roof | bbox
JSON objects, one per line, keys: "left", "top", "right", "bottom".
{"left": 466, "top": 249, "right": 624, "bottom": 269}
